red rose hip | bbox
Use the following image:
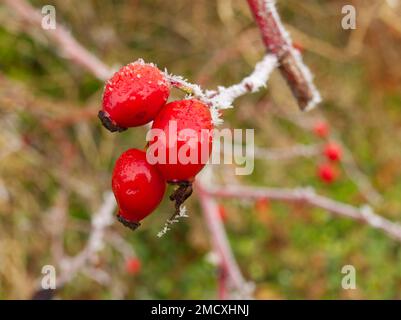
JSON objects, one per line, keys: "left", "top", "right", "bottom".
{"left": 125, "top": 258, "right": 141, "bottom": 275}
{"left": 218, "top": 204, "right": 228, "bottom": 223}
{"left": 255, "top": 198, "right": 269, "bottom": 214}
{"left": 323, "top": 142, "right": 342, "bottom": 162}
{"left": 313, "top": 121, "right": 329, "bottom": 138}
{"left": 99, "top": 60, "right": 170, "bottom": 132}
{"left": 148, "top": 99, "right": 213, "bottom": 182}
{"left": 317, "top": 163, "right": 338, "bottom": 184}
{"left": 112, "top": 148, "right": 166, "bottom": 230}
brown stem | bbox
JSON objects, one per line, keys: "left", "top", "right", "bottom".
{"left": 247, "top": 0, "right": 319, "bottom": 110}
{"left": 169, "top": 180, "right": 193, "bottom": 216}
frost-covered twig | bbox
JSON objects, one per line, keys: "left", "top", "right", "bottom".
{"left": 164, "top": 72, "right": 207, "bottom": 100}
{"left": 206, "top": 54, "right": 278, "bottom": 110}
{"left": 57, "top": 192, "right": 115, "bottom": 286}
{"left": 157, "top": 206, "right": 189, "bottom": 238}
{"left": 247, "top": 0, "right": 321, "bottom": 110}
{"left": 196, "top": 182, "right": 254, "bottom": 298}
{"left": 166, "top": 54, "right": 278, "bottom": 125}
{"left": 203, "top": 184, "right": 401, "bottom": 243}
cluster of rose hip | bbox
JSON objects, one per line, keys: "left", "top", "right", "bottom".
{"left": 313, "top": 121, "right": 343, "bottom": 183}
{"left": 99, "top": 60, "right": 213, "bottom": 230}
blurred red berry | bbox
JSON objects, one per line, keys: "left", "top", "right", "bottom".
{"left": 218, "top": 204, "right": 228, "bottom": 222}
{"left": 255, "top": 198, "right": 269, "bottom": 213}
{"left": 313, "top": 121, "right": 329, "bottom": 138}
{"left": 126, "top": 258, "right": 141, "bottom": 275}
{"left": 324, "top": 142, "right": 342, "bottom": 162}
{"left": 317, "top": 163, "right": 338, "bottom": 183}
{"left": 112, "top": 148, "right": 166, "bottom": 230}
{"left": 149, "top": 99, "right": 213, "bottom": 182}
{"left": 99, "top": 60, "right": 170, "bottom": 132}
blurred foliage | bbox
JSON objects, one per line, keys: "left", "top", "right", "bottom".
{"left": 1, "top": 0, "right": 401, "bottom": 299}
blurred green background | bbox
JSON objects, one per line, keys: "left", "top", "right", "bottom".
{"left": 1, "top": 0, "right": 401, "bottom": 299}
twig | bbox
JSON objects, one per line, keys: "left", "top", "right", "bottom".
{"left": 247, "top": 0, "right": 321, "bottom": 110}
{"left": 157, "top": 206, "right": 189, "bottom": 238}
{"left": 206, "top": 54, "right": 278, "bottom": 110}
{"left": 196, "top": 182, "right": 254, "bottom": 298}
{"left": 203, "top": 184, "right": 401, "bottom": 243}
{"left": 165, "top": 54, "right": 278, "bottom": 125}
{"left": 57, "top": 192, "right": 115, "bottom": 286}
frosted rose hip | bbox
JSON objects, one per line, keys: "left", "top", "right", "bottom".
{"left": 148, "top": 99, "right": 213, "bottom": 182}
{"left": 99, "top": 60, "right": 170, "bottom": 132}
{"left": 112, "top": 148, "right": 166, "bottom": 230}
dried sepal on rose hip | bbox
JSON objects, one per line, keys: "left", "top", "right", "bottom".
{"left": 147, "top": 99, "right": 213, "bottom": 212}
{"left": 112, "top": 148, "right": 166, "bottom": 230}
{"left": 99, "top": 60, "right": 170, "bottom": 132}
